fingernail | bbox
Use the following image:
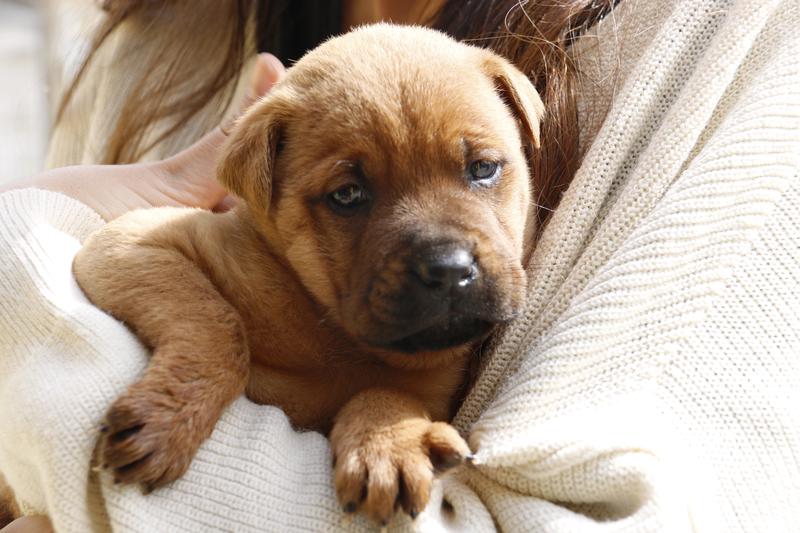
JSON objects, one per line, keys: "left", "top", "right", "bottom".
{"left": 343, "top": 502, "right": 356, "bottom": 514}
{"left": 260, "top": 53, "right": 285, "bottom": 77}
{"left": 252, "top": 53, "right": 285, "bottom": 95}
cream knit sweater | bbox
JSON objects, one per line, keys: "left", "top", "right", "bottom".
{"left": 1, "top": 0, "right": 799, "bottom": 531}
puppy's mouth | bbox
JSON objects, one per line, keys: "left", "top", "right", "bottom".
{"left": 382, "top": 315, "right": 495, "bottom": 353}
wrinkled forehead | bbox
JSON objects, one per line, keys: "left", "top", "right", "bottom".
{"left": 278, "top": 52, "right": 518, "bottom": 183}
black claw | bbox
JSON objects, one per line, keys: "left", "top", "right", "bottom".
{"left": 409, "top": 509, "right": 418, "bottom": 519}
{"left": 465, "top": 453, "right": 475, "bottom": 464}
{"left": 343, "top": 502, "right": 357, "bottom": 514}
{"left": 100, "top": 424, "right": 109, "bottom": 433}
{"left": 381, "top": 519, "right": 389, "bottom": 527}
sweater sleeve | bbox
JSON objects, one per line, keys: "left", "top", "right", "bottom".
{"left": 0, "top": 188, "right": 492, "bottom": 532}
{"left": 0, "top": 179, "right": 688, "bottom": 532}
{"left": 0, "top": 189, "right": 352, "bottom": 531}
{"left": 0, "top": 186, "right": 671, "bottom": 533}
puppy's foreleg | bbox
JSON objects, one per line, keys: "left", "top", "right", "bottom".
{"left": 74, "top": 240, "right": 248, "bottom": 490}
{"left": 330, "top": 389, "right": 471, "bottom": 524}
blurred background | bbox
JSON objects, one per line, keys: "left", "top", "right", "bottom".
{"left": 0, "top": 0, "right": 98, "bottom": 184}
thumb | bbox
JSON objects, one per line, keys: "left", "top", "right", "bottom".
{"left": 224, "top": 52, "right": 287, "bottom": 134}
{"left": 244, "top": 53, "right": 286, "bottom": 108}
{"left": 157, "top": 53, "right": 285, "bottom": 208}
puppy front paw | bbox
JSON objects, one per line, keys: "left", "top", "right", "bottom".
{"left": 99, "top": 381, "right": 215, "bottom": 491}
{"left": 331, "top": 415, "right": 470, "bottom": 525}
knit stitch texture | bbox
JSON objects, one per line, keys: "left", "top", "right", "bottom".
{"left": 1, "top": 0, "right": 798, "bottom": 531}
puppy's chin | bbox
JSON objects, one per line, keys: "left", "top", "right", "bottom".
{"left": 346, "top": 285, "right": 525, "bottom": 355}
{"left": 354, "top": 311, "right": 513, "bottom": 354}
{"left": 382, "top": 316, "right": 496, "bottom": 353}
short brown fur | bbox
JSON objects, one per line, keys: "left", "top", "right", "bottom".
{"left": 72, "top": 25, "right": 542, "bottom": 524}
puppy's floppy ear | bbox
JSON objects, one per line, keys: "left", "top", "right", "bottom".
{"left": 217, "top": 97, "right": 284, "bottom": 208}
{"left": 481, "top": 54, "right": 545, "bottom": 149}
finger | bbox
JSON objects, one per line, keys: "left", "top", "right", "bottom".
{"left": 152, "top": 54, "right": 284, "bottom": 210}
{"left": 212, "top": 194, "right": 238, "bottom": 213}
{"left": 224, "top": 53, "right": 286, "bottom": 133}
{"left": 246, "top": 53, "right": 285, "bottom": 105}
{"left": 167, "top": 52, "right": 284, "bottom": 162}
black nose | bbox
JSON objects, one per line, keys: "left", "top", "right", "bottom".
{"left": 413, "top": 246, "right": 477, "bottom": 289}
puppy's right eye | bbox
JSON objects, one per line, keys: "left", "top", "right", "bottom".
{"left": 327, "top": 183, "right": 370, "bottom": 215}
{"left": 467, "top": 160, "right": 501, "bottom": 185}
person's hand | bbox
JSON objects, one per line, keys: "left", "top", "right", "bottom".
{"left": 0, "top": 53, "right": 285, "bottom": 221}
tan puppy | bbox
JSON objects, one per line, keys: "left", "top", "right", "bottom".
{"left": 72, "top": 24, "right": 543, "bottom": 524}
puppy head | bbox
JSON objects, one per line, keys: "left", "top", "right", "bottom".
{"left": 219, "top": 24, "right": 543, "bottom": 355}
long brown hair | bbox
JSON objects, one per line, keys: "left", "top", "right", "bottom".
{"left": 60, "top": 0, "right": 616, "bottom": 222}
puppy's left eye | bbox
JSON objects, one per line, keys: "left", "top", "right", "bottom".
{"left": 327, "top": 183, "right": 370, "bottom": 214}
{"left": 467, "top": 160, "right": 501, "bottom": 184}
